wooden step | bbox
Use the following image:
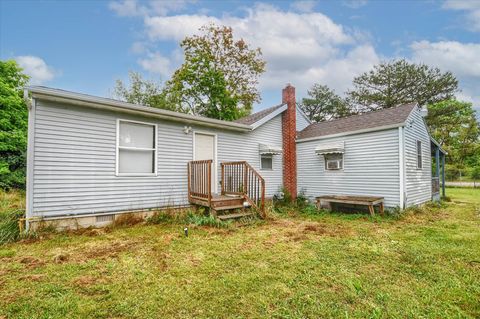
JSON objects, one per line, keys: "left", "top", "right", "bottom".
{"left": 211, "top": 198, "right": 245, "bottom": 209}
{"left": 217, "top": 212, "right": 254, "bottom": 220}
{"left": 212, "top": 204, "right": 244, "bottom": 211}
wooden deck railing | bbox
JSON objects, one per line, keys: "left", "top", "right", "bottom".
{"left": 188, "top": 160, "right": 212, "bottom": 207}
{"left": 221, "top": 161, "right": 265, "bottom": 213}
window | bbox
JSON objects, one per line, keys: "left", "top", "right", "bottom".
{"left": 260, "top": 155, "right": 273, "bottom": 170}
{"left": 416, "top": 140, "right": 422, "bottom": 169}
{"left": 117, "top": 120, "right": 157, "bottom": 175}
{"left": 325, "top": 153, "right": 343, "bottom": 170}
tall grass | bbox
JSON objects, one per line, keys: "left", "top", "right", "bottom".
{"left": 0, "top": 189, "right": 25, "bottom": 244}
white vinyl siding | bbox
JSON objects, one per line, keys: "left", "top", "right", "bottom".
{"left": 404, "top": 108, "right": 432, "bottom": 206}
{"left": 31, "top": 100, "right": 283, "bottom": 218}
{"left": 297, "top": 129, "right": 400, "bottom": 208}
{"left": 416, "top": 140, "right": 423, "bottom": 169}
{"left": 296, "top": 107, "right": 311, "bottom": 131}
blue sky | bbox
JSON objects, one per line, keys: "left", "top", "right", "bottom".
{"left": 1, "top": 0, "right": 479, "bottom": 113}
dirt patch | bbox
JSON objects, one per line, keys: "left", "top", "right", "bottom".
{"left": 72, "top": 275, "right": 99, "bottom": 287}
{"left": 52, "top": 253, "right": 69, "bottom": 264}
{"left": 72, "top": 227, "right": 110, "bottom": 237}
{"left": 19, "top": 256, "right": 45, "bottom": 269}
{"left": 20, "top": 274, "right": 46, "bottom": 282}
{"left": 76, "top": 240, "right": 139, "bottom": 261}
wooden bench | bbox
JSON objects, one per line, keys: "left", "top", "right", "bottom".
{"left": 315, "top": 195, "right": 384, "bottom": 216}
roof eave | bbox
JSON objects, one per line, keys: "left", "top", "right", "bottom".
{"left": 296, "top": 122, "right": 405, "bottom": 143}
{"left": 28, "top": 86, "right": 253, "bottom": 132}
{"left": 250, "top": 104, "right": 288, "bottom": 130}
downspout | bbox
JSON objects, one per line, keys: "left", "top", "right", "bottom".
{"left": 25, "top": 90, "right": 36, "bottom": 231}
{"left": 398, "top": 127, "right": 405, "bottom": 210}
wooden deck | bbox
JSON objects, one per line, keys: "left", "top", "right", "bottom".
{"left": 315, "top": 195, "right": 384, "bottom": 215}
{"left": 187, "top": 160, "right": 265, "bottom": 220}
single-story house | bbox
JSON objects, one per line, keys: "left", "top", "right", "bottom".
{"left": 24, "top": 84, "right": 445, "bottom": 229}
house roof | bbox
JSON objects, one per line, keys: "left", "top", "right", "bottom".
{"left": 27, "top": 86, "right": 255, "bottom": 132}
{"left": 234, "top": 104, "right": 285, "bottom": 125}
{"left": 297, "top": 103, "right": 418, "bottom": 141}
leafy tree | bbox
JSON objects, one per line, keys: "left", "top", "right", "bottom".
{"left": 0, "top": 60, "right": 29, "bottom": 189}
{"left": 300, "top": 84, "right": 353, "bottom": 122}
{"left": 470, "top": 166, "right": 480, "bottom": 183}
{"left": 348, "top": 59, "right": 458, "bottom": 111}
{"left": 166, "top": 24, "right": 266, "bottom": 120}
{"left": 427, "top": 99, "right": 480, "bottom": 168}
{"left": 112, "top": 71, "right": 174, "bottom": 110}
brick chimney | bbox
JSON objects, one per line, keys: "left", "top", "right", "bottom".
{"left": 282, "top": 84, "right": 297, "bottom": 200}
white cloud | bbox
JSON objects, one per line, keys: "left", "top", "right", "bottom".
{"left": 138, "top": 52, "right": 172, "bottom": 78}
{"left": 342, "top": 0, "right": 368, "bottom": 9}
{"left": 14, "top": 55, "right": 56, "bottom": 85}
{"left": 109, "top": 0, "right": 144, "bottom": 17}
{"left": 109, "top": 0, "right": 195, "bottom": 17}
{"left": 290, "top": 1, "right": 317, "bottom": 13}
{"left": 141, "top": 3, "right": 373, "bottom": 97}
{"left": 443, "top": 0, "right": 480, "bottom": 32}
{"left": 411, "top": 40, "right": 480, "bottom": 108}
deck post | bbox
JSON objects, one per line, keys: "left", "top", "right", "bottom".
{"left": 243, "top": 163, "right": 248, "bottom": 196}
{"left": 187, "top": 162, "right": 191, "bottom": 201}
{"left": 441, "top": 153, "right": 446, "bottom": 198}
{"left": 208, "top": 160, "right": 212, "bottom": 207}
{"left": 221, "top": 163, "right": 225, "bottom": 195}
{"left": 435, "top": 146, "right": 440, "bottom": 179}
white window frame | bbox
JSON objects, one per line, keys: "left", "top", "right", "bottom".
{"left": 116, "top": 119, "right": 158, "bottom": 177}
{"left": 416, "top": 140, "right": 423, "bottom": 169}
{"left": 260, "top": 154, "right": 273, "bottom": 171}
{"left": 324, "top": 153, "right": 343, "bottom": 171}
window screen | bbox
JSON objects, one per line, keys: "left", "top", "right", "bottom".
{"left": 261, "top": 155, "right": 273, "bottom": 170}
{"left": 118, "top": 121, "right": 156, "bottom": 175}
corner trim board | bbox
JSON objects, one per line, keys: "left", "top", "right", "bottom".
{"left": 399, "top": 126, "right": 405, "bottom": 210}
{"left": 26, "top": 98, "right": 36, "bottom": 230}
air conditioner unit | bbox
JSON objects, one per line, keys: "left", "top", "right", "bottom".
{"left": 326, "top": 160, "right": 342, "bottom": 170}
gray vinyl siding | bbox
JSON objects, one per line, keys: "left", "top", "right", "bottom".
{"left": 404, "top": 108, "right": 432, "bottom": 206}
{"left": 296, "top": 107, "right": 310, "bottom": 131}
{"left": 32, "top": 100, "right": 283, "bottom": 218}
{"left": 297, "top": 129, "right": 400, "bottom": 208}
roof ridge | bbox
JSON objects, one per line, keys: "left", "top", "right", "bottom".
{"left": 297, "top": 102, "right": 418, "bottom": 140}
{"left": 308, "top": 103, "right": 417, "bottom": 128}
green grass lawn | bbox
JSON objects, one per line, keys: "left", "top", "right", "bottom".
{"left": 1, "top": 188, "right": 479, "bottom": 318}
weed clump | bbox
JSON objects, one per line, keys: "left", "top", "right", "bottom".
{"left": 0, "top": 209, "right": 23, "bottom": 244}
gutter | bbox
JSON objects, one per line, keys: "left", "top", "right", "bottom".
{"left": 28, "top": 86, "right": 252, "bottom": 132}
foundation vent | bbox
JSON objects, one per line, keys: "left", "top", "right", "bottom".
{"left": 96, "top": 214, "right": 115, "bottom": 223}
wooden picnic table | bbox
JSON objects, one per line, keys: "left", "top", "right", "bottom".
{"left": 315, "top": 195, "right": 384, "bottom": 216}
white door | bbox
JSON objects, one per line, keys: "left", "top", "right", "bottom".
{"left": 194, "top": 132, "right": 216, "bottom": 193}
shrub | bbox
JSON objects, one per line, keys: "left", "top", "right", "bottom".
{"left": 146, "top": 211, "right": 176, "bottom": 225}
{"left": 0, "top": 209, "right": 23, "bottom": 244}
{"left": 186, "top": 211, "right": 231, "bottom": 228}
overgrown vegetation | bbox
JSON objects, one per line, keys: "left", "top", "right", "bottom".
{"left": 0, "top": 60, "right": 29, "bottom": 189}
{"left": 0, "top": 188, "right": 479, "bottom": 318}
{"left": 0, "top": 189, "right": 25, "bottom": 244}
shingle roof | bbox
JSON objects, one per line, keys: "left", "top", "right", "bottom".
{"left": 234, "top": 104, "right": 285, "bottom": 125}
{"left": 297, "top": 103, "right": 417, "bottom": 140}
